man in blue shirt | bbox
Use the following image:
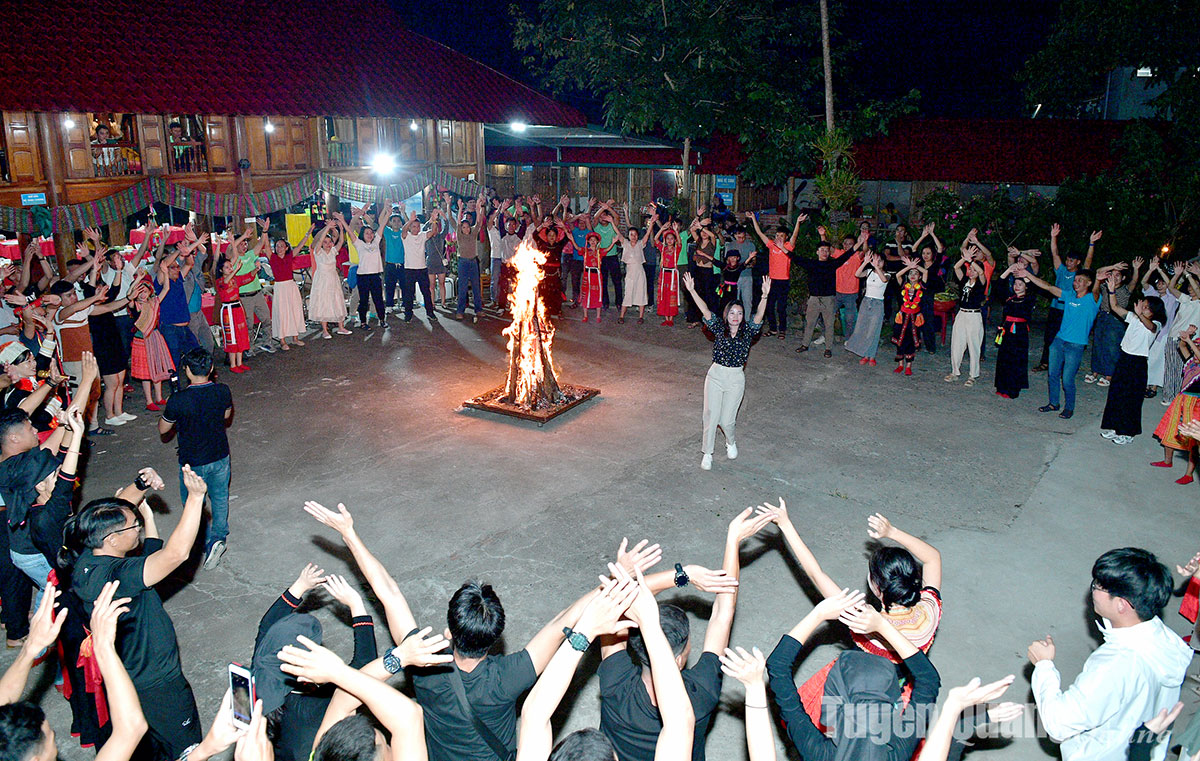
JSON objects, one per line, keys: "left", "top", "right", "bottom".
{"left": 1019, "top": 261, "right": 1122, "bottom": 418}
{"left": 1036, "top": 225, "right": 1101, "bottom": 370}
{"left": 381, "top": 210, "right": 406, "bottom": 312}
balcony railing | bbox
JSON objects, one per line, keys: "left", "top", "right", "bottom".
{"left": 92, "top": 143, "right": 143, "bottom": 178}
{"left": 325, "top": 138, "right": 359, "bottom": 168}
{"left": 170, "top": 143, "right": 209, "bottom": 174}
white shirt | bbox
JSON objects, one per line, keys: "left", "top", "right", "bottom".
{"left": 1032, "top": 617, "right": 1190, "bottom": 761}
{"left": 500, "top": 233, "right": 522, "bottom": 264}
{"left": 864, "top": 271, "right": 888, "bottom": 300}
{"left": 1119, "top": 312, "right": 1159, "bottom": 356}
{"left": 487, "top": 227, "right": 502, "bottom": 259}
{"left": 355, "top": 234, "right": 383, "bottom": 276}
{"left": 1170, "top": 294, "right": 1200, "bottom": 339}
{"left": 101, "top": 267, "right": 132, "bottom": 317}
{"left": 402, "top": 231, "right": 428, "bottom": 270}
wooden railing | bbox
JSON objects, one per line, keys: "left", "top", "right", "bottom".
{"left": 92, "top": 143, "right": 143, "bottom": 177}
{"left": 325, "top": 138, "right": 359, "bottom": 168}
{"left": 170, "top": 143, "right": 208, "bottom": 174}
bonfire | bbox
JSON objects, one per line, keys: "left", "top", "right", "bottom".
{"left": 463, "top": 241, "right": 599, "bottom": 424}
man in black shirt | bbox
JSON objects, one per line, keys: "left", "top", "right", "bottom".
{"left": 793, "top": 243, "right": 855, "bottom": 357}
{"left": 158, "top": 349, "right": 233, "bottom": 570}
{"left": 65, "top": 465, "right": 208, "bottom": 761}
{"left": 598, "top": 508, "right": 771, "bottom": 761}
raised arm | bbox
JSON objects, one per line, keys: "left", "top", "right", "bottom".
{"left": 303, "top": 501, "right": 416, "bottom": 645}
{"left": 746, "top": 213, "right": 771, "bottom": 247}
{"left": 0, "top": 585, "right": 66, "bottom": 704}
{"left": 753, "top": 277, "right": 771, "bottom": 325}
{"left": 719, "top": 647, "right": 775, "bottom": 761}
{"left": 142, "top": 465, "right": 207, "bottom": 586}
{"left": 705, "top": 508, "right": 773, "bottom": 655}
{"left": 92, "top": 582, "right": 150, "bottom": 761}
{"left": 681, "top": 272, "right": 714, "bottom": 322}
{"left": 1049, "top": 223, "right": 1062, "bottom": 269}
{"left": 755, "top": 498, "right": 842, "bottom": 598}
{"left": 788, "top": 213, "right": 808, "bottom": 248}
{"left": 1013, "top": 264, "right": 1061, "bottom": 298}
{"left": 867, "top": 513, "right": 941, "bottom": 589}
{"left": 1084, "top": 230, "right": 1101, "bottom": 269}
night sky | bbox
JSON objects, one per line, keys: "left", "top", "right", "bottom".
{"left": 391, "top": 0, "right": 1061, "bottom": 122}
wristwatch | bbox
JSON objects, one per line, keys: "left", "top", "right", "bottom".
{"left": 562, "top": 627, "right": 591, "bottom": 652}
{"left": 674, "top": 563, "right": 690, "bottom": 588}
{"left": 382, "top": 648, "right": 403, "bottom": 674}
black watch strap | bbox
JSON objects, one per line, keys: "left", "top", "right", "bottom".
{"left": 674, "top": 563, "right": 689, "bottom": 587}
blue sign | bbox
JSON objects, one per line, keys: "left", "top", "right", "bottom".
{"left": 20, "top": 193, "right": 46, "bottom": 206}
{"left": 521, "top": 165, "right": 534, "bottom": 173}
{"left": 714, "top": 175, "right": 736, "bottom": 207}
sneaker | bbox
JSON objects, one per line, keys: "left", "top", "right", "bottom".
{"left": 813, "top": 335, "right": 825, "bottom": 345}
{"left": 1163, "top": 397, "right": 1173, "bottom": 406}
{"left": 1096, "top": 377, "right": 1110, "bottom": 387}
{"left": 700, "top": 454, "right": 713, "bottom": 471}
{"left": 859, "top": 357, "right": 869, "bottom": 365}
{"left": 259, "top": 343, "right": 277, "bottom": 354}
{"left": 104, "top": 416, "right": 127, "bottom": 427}
{"left": 726, "top": 442, "right": 738, "bottom": 460}
{"left": 868, "top": 359, "right": 877, "bottom": 366}
{"left": 1084, "top": 373, "right": 1098, "bottom": 384}
{"left": 1176, "top": 475, "right": 1195, "bottom": 485}
{"left": 145, "top": 402, "right": 161, "bottom": 412}
{"left": 1111, "top": 435, "right": 1133, "bottom": 445}
{"left": 117, "top": 412, "right": 137, "bottom": 422}
{"left": 203, "top": 540, "right": 226, "bottom": 570}
{"left": 905, "top": 366, "right": 913, "bottom": 376}
{"left": 1101, "top": 429, "right": 1118, "bottom": 439}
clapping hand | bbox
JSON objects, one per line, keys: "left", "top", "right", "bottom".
{"left": 26, "top": 583, "right": 66, "bottom": 654}
{"left": 1090, "top": 230, "right": 1103, "bottom": 244}
{"left": 303, "top": 500, "right": 354, "bottom": 536}
{"left": 291, "top": 563, "right": 325, "bottom": 596}
{"left": 1176, "top": 552, "right": 1200, "bottom": 578}
{"left": 182, "top": 464, "right": 208, "bottom": 497}
{"left": 1027, "top": 635, "right": 1055, "bottom": 664}
{"left": 616, "top": 538, "right": 662, "bottom": 576}
{"left": 396, "top": 627, "right": 453, "bottom": 668}
{"left": 90, "top": 580, "right": 131, "bottom": 654}
{"left": 1133, "top": 256, "right": 1146, "bottom": 269}
{"left": 1050, "top": 223, "right": 1061, "bottom": 237}
{"left": 320, "top": 574, "right": 364, "bottom": 613}
{"left": 719, "top": 646, "right": 767, "bottom": 688}
{"left": 866, "top": 513, "right": 895, "bottom": 540}
{"left": 817, "top": 589, "right": 867, "bottom": 622}
{"left": 754, "top": 496, "right": 789, "bottom": 527}
{"left": 944, "top": 674, "right": 1022, "bottom": 720}
{"left": 576, "top": 570, "right": 638, "bottom": 638}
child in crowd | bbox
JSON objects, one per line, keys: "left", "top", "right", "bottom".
{"left": 215, "top": 255, "right": 256, "bottom": 373}
{"left": 892, "top": 257, "right": 927, "bottom": 376}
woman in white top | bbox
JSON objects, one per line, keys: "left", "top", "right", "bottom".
{"left": 618, "top": 213, "right": 651, "bottom": 324}
{"left": 1100, "top": 269, "right": 1168, "bottom": 445}
{"left": 340, "top": 210, "right": 386, "bottom": 329}
{"left": 844, "top": 251, "right": 890, "bottom": 364}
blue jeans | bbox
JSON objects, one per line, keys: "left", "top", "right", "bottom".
{"left": 836, "top": 292, "right": 859, "bottom": 338}
{"left": 180, "top": 456, "right": 230, "bottom": 550}
{"left": 490, "top": 257, "right": 503, "bottom": 303}
{"left": 159, "top": 323, "right": 199, "bottom": 372}
{"left": 384, "top": 263, "right": 405, "bottom": 308}
{"left": 10, "top": 551, "right": 52, "bottom": 609}
{"left": 456, "top": 258, "right": 483, "bottom": 315}
{"left": 1048, "top": 337, "right": 1087, "bottom": 410}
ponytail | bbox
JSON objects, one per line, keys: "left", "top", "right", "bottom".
{"left": 57, "top": 498, "right": 135, "bottom": 572}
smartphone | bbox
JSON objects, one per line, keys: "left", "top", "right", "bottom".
{"left": 229, "top": 663, "right": 254, "bottom": 729}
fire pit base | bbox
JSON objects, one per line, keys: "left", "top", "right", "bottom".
{"left": 463, "top": 385, "right": 600, "bottom": 425}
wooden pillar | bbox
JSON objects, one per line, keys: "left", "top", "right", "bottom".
{"left": 476, "top": 123, "right": 486, "bottom": 185}
{"left": 34, "top": 112, "right": 69, "bottom": 272}
{"left": 107, "top": 217, "right": 128, "bottom": 246}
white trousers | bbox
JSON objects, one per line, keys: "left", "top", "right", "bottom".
{"left": 702, "top": 363, "right": 745, "bottom": 455}
{"left": 951, "top": 311, "right": 984, "bottom": 378}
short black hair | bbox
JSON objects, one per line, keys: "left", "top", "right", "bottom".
{"left": 1074, "top": 268, "right": 1095, "bottom": 284}
{"left": 48, "top": 281, "right": 75, "bottom": 296}
{"left": 182, "top": 348, "right": 213, "bottom": 379}
{"left": 0, "top": 702, "right": 46, "bottom": 761}
{"left": 627, "top": 603, "right": 689, "bottom": 668}
{"left": 1144, "top": 295, "right": 1168, "bottom": 327}
{"left": 550, "top": 728, "right": 616, "bottom": 761}
{"left": 447, "top": 581, "right": 505, "bottom": 658}
{"left": 1092, "top": 548, "right": 1172, "bottom": 622}
{"left": 58, "top": 498, "right": 136, "bottom": 571}
{"left": 869, "top": 546, "right": 923, "bottom": 608}
{"left": 314, "top": 715, "right": 378, "bottom": 761}
{"left": 0, "top": 410, "right": 30, "bottom": 442}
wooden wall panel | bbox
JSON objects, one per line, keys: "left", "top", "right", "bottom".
{"left": 3, "top": 111, "right": 41, "bottom": 183}
{"left": 246, "top": 117, "right": 270, "bottom": 172}
{"left": 60, "top": 112, "right": 92, "bottom": 179}
{"left": 205, "top": 116, "right": 231, "bottom": 172}
{"left": 138, "top": 114, "right": 166, "bottom": 174}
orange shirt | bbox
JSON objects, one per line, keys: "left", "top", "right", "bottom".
{"left": 767, "top": 241, "right": 793, "bottom": 280}
{"left": 835, "top": 249, "right": 863, "bottom": 294}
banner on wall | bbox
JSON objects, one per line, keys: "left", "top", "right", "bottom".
{"left": 714, "top": 175, "right": 737, "bottom": 207}
{"left": 0, "top": 168, "right": 486, "bottom": 236}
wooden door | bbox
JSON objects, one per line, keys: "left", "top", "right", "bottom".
{"left": 205, "top": 116, "right": 231, "bottom": 173}
{"left": 138, "top": 114, "right": 167, "bottom": 174}
{"left": 60, "top": 112, "right": 93, "bottom": 179}
{"left": 2, "top": 111, "right": 41, "bottom": 184}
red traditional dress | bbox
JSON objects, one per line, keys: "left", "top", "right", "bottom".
{"left": 216, "top": 272, "right": 255, "bottom": 352}
{"left": 580, "top": 247, "right": 603, "bottom": 310}
{"left": 1154, "top": 357, "right": 1200, "bottom": 451}
{"left": 656, "top": 240, "right": 681, "bottom": 318}
{"left": 799, "top": 587, "right": 943, "bottom": 732}
{"left": 130, "top": 298, "right": 174, "bottom": 382}
{"left": 891, "top": 281, "right": 925, "bottom": 360}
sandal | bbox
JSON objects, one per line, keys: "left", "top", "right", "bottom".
{"left": 1037, "top": 404, "right": 1060, "bottom": 413}
{"left": 964, "top": 377, "right": 976, "bottom": 387}
{"left": 89, "top": 427, "right": 115, "bottom": 436}
{"left": 637, "top": 317, "right": 644, "bottom": 324}
{"left": 618, "top": 317, "right": 625, "bottom": 324}
{"left": 1096, "top": 377, "right": 1111, "bottom": 387}
{"left": 1084, "top": 373, "right": 1098, "bottom": 384}
{"left": 823, "top": 349, "right": 832, "bottom": 358}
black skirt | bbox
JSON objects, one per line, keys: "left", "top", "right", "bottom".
{"left": 994, "top": 323, "right": 1030, "bottom": 397}
{"left": 1101, "top": 350, "right": 1148, "bottom": 436}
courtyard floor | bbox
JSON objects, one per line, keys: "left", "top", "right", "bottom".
{"left": 17, "top": 304, "right": 1200, "bottom": 760}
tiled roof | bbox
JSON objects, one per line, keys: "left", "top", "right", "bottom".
{"left": 699, "top": 118, "right": 1125, "bottom": 185}
{"left": 0, "top": 0, "right": 585, "bottom": 127}
{"left": 487, "top": 145, "right": 696, "bottom": 167}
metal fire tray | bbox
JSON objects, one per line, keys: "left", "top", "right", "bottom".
{"left": 463, "top": 384, "right": 600, "bottom": 425}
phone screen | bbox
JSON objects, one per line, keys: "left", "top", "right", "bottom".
{"left": 230, "top": 667, "right": 252, "bottom": 726}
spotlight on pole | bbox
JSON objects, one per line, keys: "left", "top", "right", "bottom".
{"left": 264, "top": 121, "right": 276, "bottom": 133}
{"left": 63, "top": 117, "right": 76, "bottom": 129}
{"left": 371, "top": 153, "right": 398, "bottom": 176}
{"left": 509, "top": 120, "right": 528, "bottom": 133}
{"left": 409, "top": 120, "right": 419, "bottom": 132}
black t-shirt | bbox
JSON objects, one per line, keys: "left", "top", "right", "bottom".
{"left": 161, "top": 382, "right": 232, "bottom": 466}
{"left": 598, "top": 649, "right": 724, "bottom": 761}
{"left": 3, "top": 385, "right": 62, "bottom": 434}
{"left": 71, "top": 538, "right": 184, "bottom": 689}
{"left": 958, "top": 275, "right": 987, "bottom": 310}
{"left": 409, "top": 650, "right": 537, "bottom": 761}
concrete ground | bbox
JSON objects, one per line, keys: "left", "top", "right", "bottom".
{"left": 15, "top": 303, "right": 1200, "bottom": 761}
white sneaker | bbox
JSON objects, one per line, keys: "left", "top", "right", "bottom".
{"left": 726, "top": 442, "right": 738, "bottom": 460}
{"left": 700, "top": 454, "right": 713, "bottom": 470}
{"left": 203, "top": 540, "right": 227, "bottom": 570}
{"left": 1101, "top": 429, "right": 1118, "bottom": 439}
{"left": 103, "top": 416, "right": 127, "bottom": 427}
{"left": 117, "top": 412, "right": 137, "bottom": 422}
{"left": 1111, "top": 435, "right": 1133, "bottom": 446}
{"left": 813, "top": 335, "right": 826, "bottom": 345}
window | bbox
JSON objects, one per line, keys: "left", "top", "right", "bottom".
{"left": 1136, "top": 67, "right": 1153, "bottom": 77}
{"left": 88, "top": 113, "right": 142, "bottom": 177}
{"left": 323, "top": 118, "right": 358, "bottom": 167}
{"left": 165, "top": 115, "right": 209, "bottom": 173}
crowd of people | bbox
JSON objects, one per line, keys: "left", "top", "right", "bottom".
{"left": 0, "top": 188, "right": 1196, "bottom": 761}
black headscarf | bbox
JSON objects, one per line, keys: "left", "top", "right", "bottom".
{"left": 0, "top": 447, "right": 60, "bottom": 529}
{"left": 820, "top": 651, "right": 903, "bottom": 761}
{"left": 252, "top": 613, "right": 323, "bottom": 714}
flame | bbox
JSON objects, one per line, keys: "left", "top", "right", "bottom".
{"left": 502, "top": 241, "right": 559, "bottom": 407}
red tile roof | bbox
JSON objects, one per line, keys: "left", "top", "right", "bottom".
{"left": 0, "top": 0, "right": 585, "bottom": 127}
{"left": 487, "top": 145, "right": 697, "bottom": 167}
{"left": 699, "top": 118, "right": 1125, "bottom": 184}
